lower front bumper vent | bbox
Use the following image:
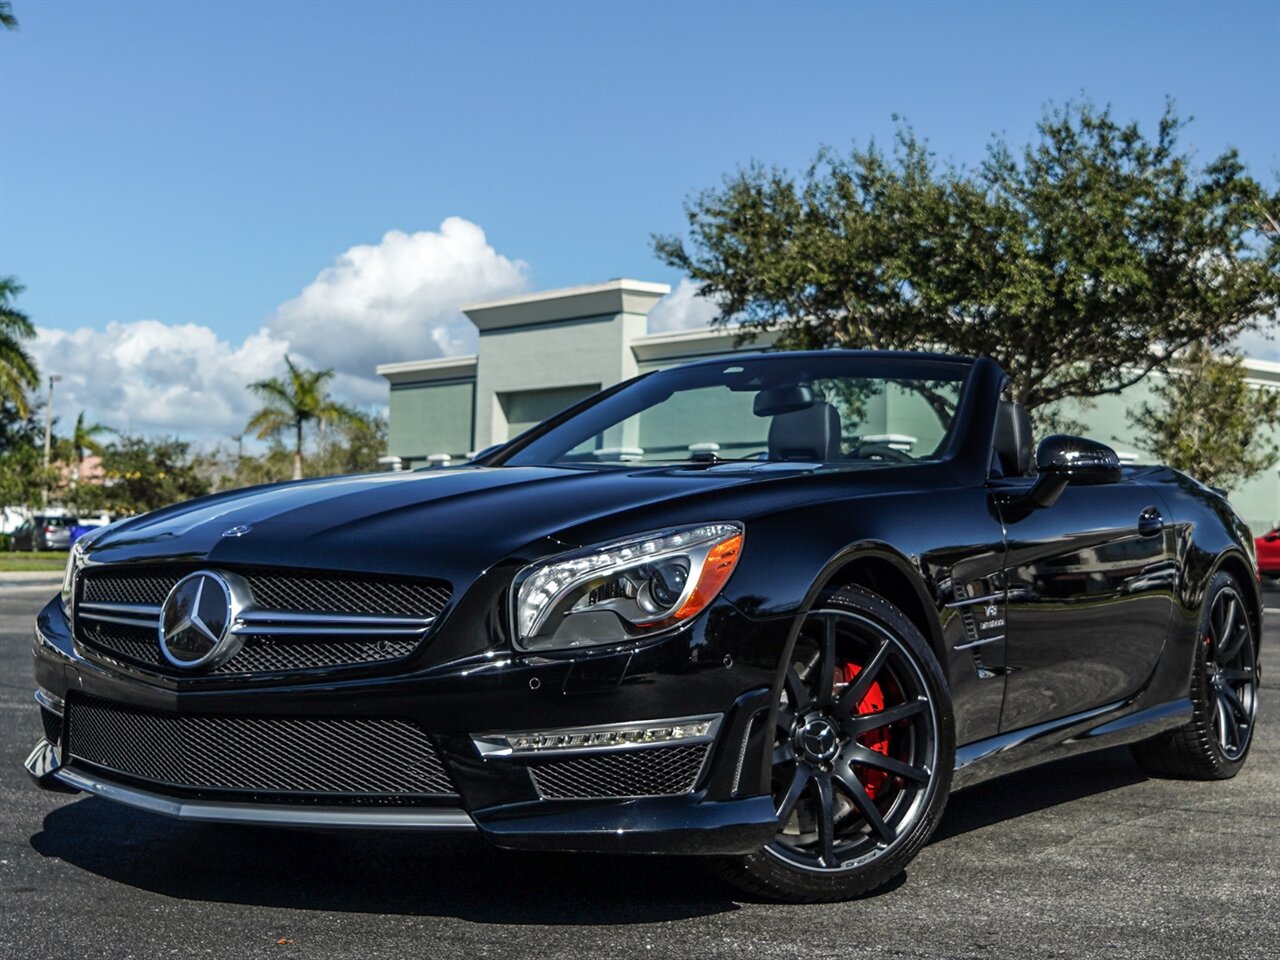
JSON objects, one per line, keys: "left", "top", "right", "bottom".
{"left": 65, "top": 698, "right": 456, "bottom": 800}
{"left": 528, "top": 744, "right": 710, "bottom": 800}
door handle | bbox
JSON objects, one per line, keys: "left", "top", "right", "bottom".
{"left": 1138, "top": 506, "right": 1164, "bottom": 537}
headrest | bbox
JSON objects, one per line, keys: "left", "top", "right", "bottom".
{"left": 994, "top": 400, "right": 1033, "bottom": 476}
{"left": 768, "top": 402, "right": 841, "bottom": 462}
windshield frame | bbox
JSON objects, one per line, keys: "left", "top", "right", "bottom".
{"left": 484, "top": 351, "right": 980, "bottom": 471}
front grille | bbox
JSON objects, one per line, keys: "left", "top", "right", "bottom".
{"left": 76, "top": 566, "right": 450, "bottom": 677}
{"left": 528, "top": 744, "right": 710, "bottom": 800}
{"left": 81, "top": 569, "right": 450, "bottom": 619}
{"left": 66, "top": 697, "right": 456, "bottom": 799}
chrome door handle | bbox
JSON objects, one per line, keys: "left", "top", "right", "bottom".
{"left": 1138, "top": 506, "right": 1164, "bottom": 537}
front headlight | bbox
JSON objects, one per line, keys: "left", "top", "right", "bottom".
{"left": 513, "top": 522, "right": 744, "bottom": 651}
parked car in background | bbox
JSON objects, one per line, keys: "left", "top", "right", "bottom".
{"left": 69, "top": 514, "right": 115, "bottom": 546}
{"left": 1254, "top": 525, "right": 1280, "bottom": 579}
{"left": 1, "top": 506, "right": 31, "bottom": 537}
{"left": 9, "top": 513, "right": 76, "bottom": 551}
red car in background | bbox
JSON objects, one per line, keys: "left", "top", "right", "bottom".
{"left": 1255, "top": 525, "right": 1280, "bottom": 579}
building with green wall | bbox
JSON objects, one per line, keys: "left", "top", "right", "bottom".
{"left": 377, "top": 278, "right": 1280, "bottom": 533}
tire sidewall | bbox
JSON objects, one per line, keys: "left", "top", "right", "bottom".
{"left": 1195, "top": 571, "right": 1255, "bottom": 774}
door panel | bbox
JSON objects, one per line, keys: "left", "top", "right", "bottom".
{"left": 916, "top": 504, "right": 1008, "bottom": 747}
{"left": 996, "top": 481, "right": 1176, "bottom": 731}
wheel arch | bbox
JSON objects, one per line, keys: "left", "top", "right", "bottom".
{"left": 748, "top": 543, "right": 949, "bottom": 799}
{"left": 1208, "top": 548, "right": 1262, "bottom": 650}
{"left": 799, "top": 542, "right": 947, "bottom": 667}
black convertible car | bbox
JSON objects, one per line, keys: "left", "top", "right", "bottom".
{"left": 26, "top": 351, "right": 1261, "bottom": 901}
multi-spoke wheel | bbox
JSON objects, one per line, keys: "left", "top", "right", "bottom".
{"left": 720, "top": 585, "right": 954, "bottom": 902}
{"left": 1134, "top": 571, "right": 1260, "bottom": 780}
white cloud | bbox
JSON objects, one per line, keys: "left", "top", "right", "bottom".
{"left": 267, "top": 217, "right": 529, "bottom": 378}
{"left": 32, "top": 321, "right": 289, "bottom": 439}
{"left": 31, "top": 217, "right": 530, "bottom": 440}
{"left": 647, "top": 278, "right": 723, "bottom": 333}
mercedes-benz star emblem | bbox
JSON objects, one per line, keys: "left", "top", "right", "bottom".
{"left": 221, "top": 523, "right": 252, "bottom": 538}
{"left": 799, "top": 718, "right": 840, "bottom": 763}
{"left": 158, "top": 571, "right": 243, "bottom": 669}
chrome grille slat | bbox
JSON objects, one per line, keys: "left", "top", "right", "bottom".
{"left": 67, "top": 697, "right": 456, "bottom": 797}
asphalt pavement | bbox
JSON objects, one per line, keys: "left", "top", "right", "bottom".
{"left": 2, "top": 580, "right": 1276, "bottom": 960}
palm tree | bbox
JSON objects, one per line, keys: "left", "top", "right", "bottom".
{"left": 247, "top": 355, "right": 356, "bottom": 480}
{"left": 68, "top": 410, "right": 111, "bottom": 484}
{"left": 0, "top": 3, "right": 18, "bottom": 31}
{"left": 0, "top": 276, "right": 39, "bottom": 417}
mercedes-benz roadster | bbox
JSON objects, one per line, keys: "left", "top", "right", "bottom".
{"left": 26, "top": 351, "right": 1261, "bottom": 901}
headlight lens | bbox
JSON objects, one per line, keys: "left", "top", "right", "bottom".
{"left": 514, "top": 522, "right": 744, "bottom": 651}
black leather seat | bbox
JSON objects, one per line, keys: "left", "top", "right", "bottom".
{"left": 768, "top": 403, "right": 841, "bottom": 462}
{"left": 993, "top": 400, "right": 1033, "bottom": 476}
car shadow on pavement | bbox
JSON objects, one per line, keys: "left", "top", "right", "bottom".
{"left": 29, "top": 746, "right": 1150, "bottom": 920}
{"left": 931, "top": 745, "right": 1148, "bottom": 843}
{"left": 30, "top": 799, "right": 741, "bottom": 924}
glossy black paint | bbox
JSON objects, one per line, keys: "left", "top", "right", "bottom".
{"left": 27, "top": 350, "right": 1261, "bottom": 854}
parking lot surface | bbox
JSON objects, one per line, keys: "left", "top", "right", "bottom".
{"left": 2, "top": 581, "right": 1276, "bottom": 960}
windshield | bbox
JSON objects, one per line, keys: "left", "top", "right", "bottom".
{"left": 499, "top": 355, "right": 973, "bottom": 468}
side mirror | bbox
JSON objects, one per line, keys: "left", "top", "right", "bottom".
{"left": 1008, "top": 435, "right": 1122, "bottom": 512}
{"left": 1036, "top": 435, "right": 1123, "bottom": 485}
{"left": 1264, "top": 529, "right": 1280, "bottom": 543}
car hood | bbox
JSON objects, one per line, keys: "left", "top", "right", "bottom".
{"left": 84, "top": 464, "right": 831, "bottom": 581}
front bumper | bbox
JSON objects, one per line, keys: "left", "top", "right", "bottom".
{"left": 27, "top": 595, "right": 785, "bottom": 855}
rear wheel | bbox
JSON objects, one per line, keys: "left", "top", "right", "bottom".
{"left": 1133, "top": 571, "right": 1259, "bottom": 779}
{"left": 720, "top": 586, "right": 954, "bottom": 902}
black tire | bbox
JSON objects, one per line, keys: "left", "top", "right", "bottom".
{"left": 719, "top": 585, "right": 955, "bottom": 902}
{"left": 1132, "top": 571, "right": 1259, "bottom": 780}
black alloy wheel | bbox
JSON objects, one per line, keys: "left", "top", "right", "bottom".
{"left": 1134, "top": 571, "right": 1260, "bottom": 779}
{"left": 1205, "top": 584, "right": 1259, "bottom": 761}
{"left": 721, "top": 585, "right": 954, "bottom": 902}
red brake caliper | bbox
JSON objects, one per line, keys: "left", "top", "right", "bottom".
{"left": 838, "top": 662, "right": 890, "bottom": 799}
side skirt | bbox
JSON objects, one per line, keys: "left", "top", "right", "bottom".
{"left": 952, "top": 698, "right": 1192, "bottom": 791}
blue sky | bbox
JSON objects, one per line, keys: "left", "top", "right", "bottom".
{"left": 1, "top": 0, "right": 1277, "bottom": 437}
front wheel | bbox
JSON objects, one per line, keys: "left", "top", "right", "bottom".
{"left": 720, "top": 585, "right": 954, "bottom": 902}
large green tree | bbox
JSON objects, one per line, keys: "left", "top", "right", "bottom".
{"left": 0, "top": 277, "right": 39, "bottom": 418}
{"left": 247, "top": 355, "right": 357, "bottom": 480}
{"left": 310, "top": 407, "right": 388, "bottom": 476}
{"left": 97, "top": 435, "right": 211, "bottom": 514}
{"left": 655, "top": 103, "right": 1280, "bottom": 420}
{"left": 0, "top": 400, "right": 54, "bottom": 508}
{"left": 1132, "top": 345, "right": 1280, "bottom": 494}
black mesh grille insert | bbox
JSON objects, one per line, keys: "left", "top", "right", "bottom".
{"left": 66, "top": 698, "right": 456, "bottom": 798}
{"left": 528, "top": 744, "right": 709, "bottom": 799}
{"left": 40, "top": 707, "right": 63, "bottom": 746}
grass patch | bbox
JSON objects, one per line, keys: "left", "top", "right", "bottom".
{"left": 0, "top": 551, "right": 68, "bottom": 572}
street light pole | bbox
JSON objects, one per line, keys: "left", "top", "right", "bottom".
{"left": 41, "top": 374, "right": 61, "bottom": 508}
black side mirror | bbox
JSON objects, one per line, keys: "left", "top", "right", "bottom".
{"left": 1007, "top": 435, "right": 1122, "bottom": 511}
{"left": 1036, "top": 435, "right": 1123, "bottom": 485}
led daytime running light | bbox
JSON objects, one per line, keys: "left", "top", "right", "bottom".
{"left": 474, "top": 715, "right": 721, "bottom": 757}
